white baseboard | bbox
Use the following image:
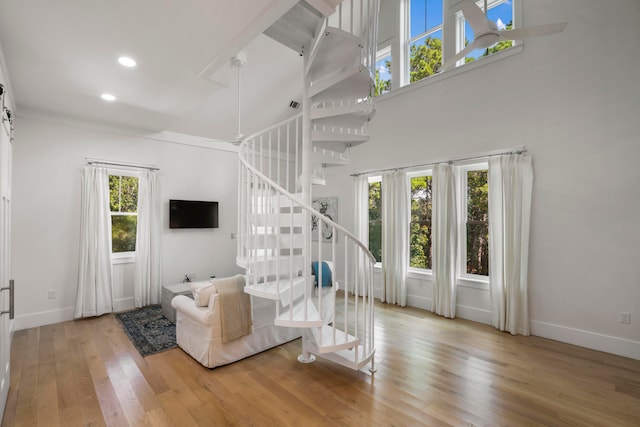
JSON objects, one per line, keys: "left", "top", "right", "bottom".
{"left": 13, "top": 307, "right": 75, "bottom": 331}
{"left": 530, "top": 320, "right": 640, "bottom": 360}
{"left": 456, "top": 304, "right": 491, "bottom": 325}
{"left": 113, "top": 297, "right": 135, "bottom": 312}
{"left": 406, "top": 294, "right": 430, "bottom": 311}
{"left": 405, "top": 295, "right": 492, "bottom": 325}
{"left": 13, "top": 297, "right": 136, "bottom": 331}
{"left": 405, "top": 298, "right": 638, "bottom": 360}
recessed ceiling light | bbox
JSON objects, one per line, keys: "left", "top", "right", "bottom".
{"left": 118, "top": 56, "right": 136, "bottom": 67}
{"left": 101, "top": 93, "right": 116, "bottom": 101}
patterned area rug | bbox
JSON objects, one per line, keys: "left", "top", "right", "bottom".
{"left": 115, "top": 305, "right": 177, "bottom": 357}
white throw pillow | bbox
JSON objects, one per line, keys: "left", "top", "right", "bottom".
{"left": 190, "top": 281, "right": 218, "bottom": 307}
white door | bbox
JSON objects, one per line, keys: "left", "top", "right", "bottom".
{"left": 0, "top": 105, "right": 13, "bottom": 419}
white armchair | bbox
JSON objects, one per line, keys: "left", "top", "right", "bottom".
{"left": 171, "top": 275, "right": 301, "bottom": 368}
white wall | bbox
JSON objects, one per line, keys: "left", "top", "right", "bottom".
{"left": 12, "top": 115, "right": 243, "bottom": 329}
{"left": 324, "top": 0, "right": 640, "bottom": 359}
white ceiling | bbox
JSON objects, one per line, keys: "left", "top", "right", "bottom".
{"left": 0, "top": 0, "right": 303, "bottom": 142}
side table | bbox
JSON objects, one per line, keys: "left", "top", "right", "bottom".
{"left": 161, "top": 282, "right": 193, "bottom": 323}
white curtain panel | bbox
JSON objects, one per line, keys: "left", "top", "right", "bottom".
{"left": 353, "top": 175, "right": 370, "bottom": 296}
{"left": 381, "top": 170, "right": 409, "bottom": 306}
{"left": 432, "top": 163, "right": 457, "bottom": 318}
{"left": 134, "top": 170, "right": 162, "bottom": 307}
{"left": 74, "top": 166, "right": 113, "bottom": 318}
{"left": 488, "top": 154, "right": 533, "bottom": 335}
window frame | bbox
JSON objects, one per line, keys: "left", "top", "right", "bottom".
{"left": 407, "top": 169, "right": 433, "bottom": 274}
{"left": 456, "top": 161, "right": 490, "bottom": 286}
{"left": 109, "top": 169, "right": 141, "bottom": 262}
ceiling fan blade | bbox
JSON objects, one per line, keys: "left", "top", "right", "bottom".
{"left": 498, "top": 22, "right": 567, "bottom": 41}
{"left": 440, "top": 42, "right": 477, "bottom": 71}
{"left": 460, "top": 0, "right": 491, "bottom": 35}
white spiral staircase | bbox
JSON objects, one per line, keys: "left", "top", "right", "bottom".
{"left": 237, "top": 0, "right": 379, "bottom": 371}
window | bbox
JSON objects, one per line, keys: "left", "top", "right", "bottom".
{"left": 109, "top": 174, "right": 139, "bottom": 253}
{"left": 457, "top": 0, "right": 514, "bottom": 66}
{"left": 368, "top": 176, "right": 382, "bottom": 262}
{"left": 374, "top": 0, "right": 520, "bottom": 94}
{"left": 459, "top": 165, "right": 489, "bottom": 277}
{"left": 375, "top": 47, "right": 392, "bottom": 96}
{"left": 360, "top": 163, "right": 491, "bottom": 282}
{"left": 409, "top": 172, "right": 432, "bottom": 269}
{"left": 408, "top": 0, "right": 443, "bottom": 83}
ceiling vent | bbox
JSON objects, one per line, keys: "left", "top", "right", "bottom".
{"left": 289, "top": 100, "right": 300, "bottom": 109}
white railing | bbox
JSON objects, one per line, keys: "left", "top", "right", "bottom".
{"left": 237, "top": 113, "right": 303, "bottom": 195}
{"left": 237, "top": 113, "right": 376, "bottom": 366}
{"left": 238, "top": 149, "right": 376, "bottom": 366}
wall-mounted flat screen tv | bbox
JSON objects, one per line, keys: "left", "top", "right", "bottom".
{"left": 169, "top": 199, "right": 219, "bottom": 229}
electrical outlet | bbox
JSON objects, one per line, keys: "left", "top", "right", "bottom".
{"left": 48, "top": 290, "right": 56, "bottom": 299}
{"left": 230, "top": 233, "right": 236, "bottom": 240}
{"left": 620, "top": 312, "right": 631, "bottom": 324}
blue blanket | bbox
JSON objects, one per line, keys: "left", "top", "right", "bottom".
{"left": 311, "top": 261, "right": 332, "bottom": 287}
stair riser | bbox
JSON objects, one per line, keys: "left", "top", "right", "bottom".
{"left": 312, "top": 113, "right": 371, "bottom": 130}
{"left": 312, "top": 139, "right": 368, "bottom": 154}
{"left": 312, "top": 129, "right": 368, "bottom": 142}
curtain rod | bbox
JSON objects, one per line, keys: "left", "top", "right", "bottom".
{"left": 350, "top": 147, "right": 527, "bottom": 177}
{"left": 86, "top": 158, "right": 159, "bottom": 171}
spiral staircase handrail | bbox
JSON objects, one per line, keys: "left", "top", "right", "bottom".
{"left": 238, "top": 151, "right": 376, "bottom": 266}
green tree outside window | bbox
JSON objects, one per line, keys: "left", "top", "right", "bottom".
{"left": 466, "top": 170, "right": 488, "bottom": 275}
{"left": 109, "top": 175, "right": 139, "bottom": 253}
{"left": 410, "top": 175, "right": 433, "bottom": 269}
{"left": 368, "top": 181, "right": 382, "bottom": 262}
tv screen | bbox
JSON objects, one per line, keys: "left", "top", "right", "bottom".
{"left": 169, "top": 199, "right": 218, "bottom": 229}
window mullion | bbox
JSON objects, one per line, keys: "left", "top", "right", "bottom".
{"left": 408, "top": 24, "right": 442, "bottom": 45}
{"left": 118, "top": 175, "right": 123, "bottom": 213}
{"left": 397, "top": 0, "right": 410, "bottom": 88}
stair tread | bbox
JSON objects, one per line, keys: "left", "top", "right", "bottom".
{"left": 306, "top": 0, "right": 342, "bottom": 17}
{"left": 318, "top": 344, "right": 374, "bottom": 370}
{"left": 244, "top": 276, "right": 306, "bottom": 301}
{"left": 307, "top": 27, "right": 363, "bottom": 79}
{"left": 275, "top": 297, "right": 323, "bottom": 327}
{"left": 309, "top": 66, "right": 372, "bottom": 101}
{"left": 312, "top": 324, "right": 360, "bottom": 353}
{"left": 264, "top": 1, "right": 323, "bottom": 52}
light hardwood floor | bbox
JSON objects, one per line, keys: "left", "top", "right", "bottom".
{"left": 2, "top": 301, "right": 639, "bottom": 426}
